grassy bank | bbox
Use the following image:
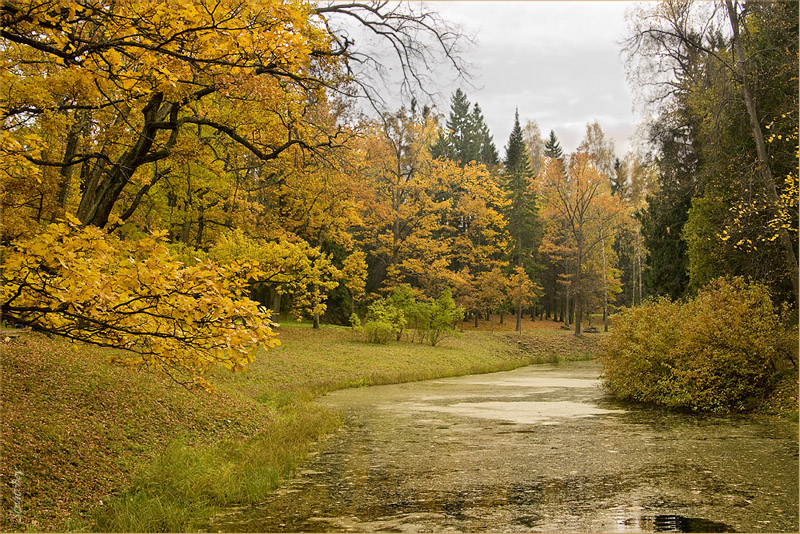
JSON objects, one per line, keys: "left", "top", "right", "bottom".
{"left": 1, "top": 320, "right": 598, "bottom": 532}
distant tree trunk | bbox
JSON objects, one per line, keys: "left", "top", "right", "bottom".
{"left": 196, "top": 210, "right": 205, "bottom": 246}
{"left": 574, "top": 235, "right": 583, "bottom": 337}
{"left": 602, "top": 230, "right": 609, "bottom": 332}
{"left": 272, "top": 291, "right": 281, "bottom": 323}
{"left": 637, "top": 231, "right": 643, "bottom": 305}
{"left": 631, "top": 239, "right": 638, "bottom": 306}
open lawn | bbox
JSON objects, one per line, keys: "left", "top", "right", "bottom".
{"left": 1, "top": 321, "right": 599, "bottom": 532}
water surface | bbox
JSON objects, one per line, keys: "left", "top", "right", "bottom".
{"left": 209, "top": 361, "right": 798, "bottom": 532}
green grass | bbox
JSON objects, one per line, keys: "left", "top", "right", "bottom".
{"left": 1, "top": 324, "right": 600, "bottom": 532}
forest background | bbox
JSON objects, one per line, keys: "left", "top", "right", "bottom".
{"left": 1, "top": 0, "right": 797, "bottom": 386}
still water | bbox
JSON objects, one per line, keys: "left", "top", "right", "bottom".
{"left": 209, "top": 361, "right": 798, "bottom": 532}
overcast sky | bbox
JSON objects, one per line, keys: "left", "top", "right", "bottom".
{"left": 425, "top": 1, "right": 640, "bottom": 156}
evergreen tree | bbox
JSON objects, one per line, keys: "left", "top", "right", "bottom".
{"left": 446, "top": 88, "right": 474, "bottom": 163}
{"left": 543, "top": 129, "right": 564, "bottom": 160}
{"left": 639, "top": 109, "right": 702, "bottom": 300}
{"left": 471, "top": 103, "right": 499, "bottom": 166}
{"left": 430, "top": 131, "right": 451, "bottom": 161}
{"left": 502, "top": 109, "right": 541, "bottom": 331}
{"left": 431, "top": 90, "right": 498, "bottom": 167}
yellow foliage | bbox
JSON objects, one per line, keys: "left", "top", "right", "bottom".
{"left": 208, "top": 229, "right": 340, "bottom": 320}
{"left": 1, "top": 220, "right": 279, "bottom": 389}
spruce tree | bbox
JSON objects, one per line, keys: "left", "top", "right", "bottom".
{"left": 544, "top": 129, "right": 564, "bottom": 160}
{"left": 502, "top": 110, "right": 541, "bottom": 331}
{"left": 471, "top": 103, "right": 499, "bottom": 166}
{"left": 445, "top": 88, "right": 473, "bottom": 164}
{"left": 431, "top": 90, "right": 498, "bottom": 167}
{"left": 430, "top": 131, "right": 451, "bottom": 161}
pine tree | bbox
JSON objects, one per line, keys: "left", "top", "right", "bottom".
{"left": 544, "top": 129, "right": 564, "bottom": 160}
{"left": 611, "top": 157, "right": 626, "bottom": 198}
{"left": 504, "top": 110, "right": 534, "bottom": 183}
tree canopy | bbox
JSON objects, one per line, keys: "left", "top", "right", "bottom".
{"left": 2, "top": 0, "right": 795, "bottom": 389}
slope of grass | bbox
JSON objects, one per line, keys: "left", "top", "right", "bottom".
{"left": 1, "top": 321, "right": 599, "bottom": 532}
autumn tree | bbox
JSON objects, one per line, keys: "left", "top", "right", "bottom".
{"left": 0, "top": 219, "right": 279, "bottom": 389}
{"left": 1, "top": 0, "right": 469, "bottom": 235}
{"left": 541, "top": 151, "right": 625, "bottom": 336}
{"left": 359, "top": 106, "right": 509, "bottom": 305}
{"left": 0, "top": 0, "right": 477, "bottom": 384}
{"left": 358, "top": 108, "right": 452, "bottom": 295}
{"left": 341, "top": 250, "right": 368, "bottom": 315}
{"left": 523, "top": 119, "right": 545, "bottom": 178}
{"left": 508, "top": 266, "right": 541, "bottom": 332}
{"left": 207, "top": 229, "right": 340, "bottom": 325}
{"left": 2, "top": 0, "right": 343, "bottom": 233}
{"left": 578, "top": 121, "right": 617, "bottom": 177}
{"left": 477, "top": 267, "right": 510, "bottom": 325}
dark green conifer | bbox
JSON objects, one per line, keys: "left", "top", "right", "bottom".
{"left": 472, "top": 103, "right": 499, "bottom": 166}
{"left": 431, "top": 89, "right": 498, "bottom": 167}
{"left": 543, "top": 129, "right": 564, "bottom": 160}
{"left": 502, "top": 110, "right": 541, "bottom": 331}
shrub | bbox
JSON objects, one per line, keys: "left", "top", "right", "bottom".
{"left": 599, "top": 277, "right": 790, "bottom": 413}
{"left": 353, "top": 287, "right": 464, "bottom": 346}
{"left": 426, "top": 287, "right": 465, "bottom": 346}
{"left": 362, "top": 320, "right": 395, "bottom": 344}
{"left": 359, "top": 299, "right": 406, "bottom": 344}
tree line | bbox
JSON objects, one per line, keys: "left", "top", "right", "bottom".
{"left": 2, "top": 0, "right": 796, "bottom": 387}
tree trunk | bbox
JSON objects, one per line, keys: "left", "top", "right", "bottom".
{"left": 77, "top": 94, "right": 176, "bottom": 228}
{"left": 271, "top": 291, "right": 281, "bottom": 323}
{"left": 574, "top": 237, "right": 582, "bottom": 337}
{"left": 196, "top": 209, "right": 205, "bottom": 246}
{"left": 637, "top": 232, "right": 643, "bottom": 305}
{"left": 725, "top": 0, "right": 799, "bottom": 304}
{"left": 56, "top": 114, "right": 85, "bottom": 212}
{"left": 601, "top": 230, "right": 609, "bottom": 332}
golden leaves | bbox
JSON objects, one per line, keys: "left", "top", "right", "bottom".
{"left": 1, "top": 220, "right": 279, "bottom": 389}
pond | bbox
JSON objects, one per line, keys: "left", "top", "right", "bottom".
{"left": 208, "top": 361, "right": 798, "bottom": 532}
